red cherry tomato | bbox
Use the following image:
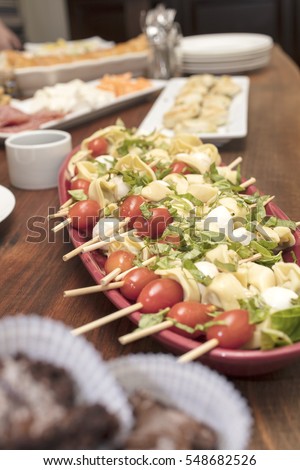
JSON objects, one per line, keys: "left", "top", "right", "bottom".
{"left": 206, "top": 309, "right": 254, "bottom": 349}
{"left": 70, "top": 178, "right": 90, "bottom": 195}
{"left": 168, "top": 302, "right": 216, "bottom": 337}
{"left": 171, "top": 161, "right": 193, "bottom": 175}
{"left": 133, "top": 207, "right": 173, "bottom": 239}
{"left": 119, "top": 195, "right": 145, "bottom": 227}
{"left": 69, "top": 200, "right": 100, "bottom": 231}
{"left": 104, "top": 250, "right": 135, "bottom": 274}
{"left": 137, "top": 278, "right": 183, "bottom": 313}
{"left": 87, "top": 137, "right": 108, "bottom": 157}
{"left": 120, "top": 267, "right": 160, "bottom": 301}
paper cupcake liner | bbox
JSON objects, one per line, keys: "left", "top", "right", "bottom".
{"left": 109, "top": 353, "right": 252, "bottom": 450}
{"left": 0, "top": 314, "right": 133, "bottom": 442}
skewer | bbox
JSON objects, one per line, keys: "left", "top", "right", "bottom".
{"left": 238, "top": 253, "right": 262, "bottom": 264}
{"left": 71, "top": 302, "right": 143, "bottom": 336}
{"left": 249, "top": 195, "right": 275, "bottom": 209}
{"left": 114, "top": 256, "right": 157, "bottom": 281}
{"left": 62, "top": 217, "right": 130, "bottom": 261}
{"left": 60, "top": 198, "right": 73, "bottom": 209}
{"left": 64, "top": 281, "right": 124, "bottom": 297}
{"left": 295, "top": 222, "right": 300, "bottom": 227}
{"left": 82, "top": 228, "right": 132, "bottom": 253}
{"left": 100, "top": 268, "right": 122, "bottom": 286}
{"left": 47, "top": 209, "right": 69, "bottom": 220}
{"left": 227, "top": 156, "right": 242, "bottom": 170}
{"left": 52, "top": 218, "right": 71, "bottom": 233}
{"left": 177, "top": 338, "right": 219, "bottom": 363}
{"left": 63, "top": 256, "right": 158, "bottom": 297}
{"left": 240, "top": 177, "right": 256, "bottom": 189}
{"left": 119, "top": 320, "right": 173, "bottom": 345}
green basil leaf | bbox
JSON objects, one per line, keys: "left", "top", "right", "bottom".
{"left": 67, "top": 189, "right": 88, "bottom": 201}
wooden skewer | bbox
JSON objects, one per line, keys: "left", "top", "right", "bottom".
{"left": 60, "top": 198, "right": 73, "bottom": 210}
{"left": 47, "top": 209, "right": 69, "bottom": 220}
{"left": 114, "top": 256, "right": 157, "bottom": 281}
{"left": 295, "top": 222, "right": 300, "bottom": 227}
{"left": 64, "top": 281, "right": 124, "bottom": 298}
{"left": 240, "top": 177, "right": 256, "bottom": 189}
{"left": 71, "top": 302, "right": 143, "bottom": 336}
{"left": 249, "top": 195, "right": 275, "bottom": 209}
{"left": 100, "top": 268, "right": 122, "bottom": 286}
{"left": 177, "top": 338, "right": 219, "bottom": 364}
{"left": 238, "top": 253, "right": 262, "bottom": 264}
{"left": 227, "top": 156, "right": 242, "bottom": 170}
{"left": 63, "top": 236, "right": 99, "bottom": 262}
{"left": 148, "top": 160, "right": 159, "bottom": 168}
{"left": 119, "top": 320, "right": 173, "bottom": 345}
{"left": 82, "top": 228, "right": 133, "bottom": 253}
{"left": 63, "top": 217, "right": 131, "bottom": 261}
{"left": 52, "top": 217, "right": 71, "bottom": 233}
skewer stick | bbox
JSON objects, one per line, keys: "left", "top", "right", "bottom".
{"left": 227, "top": 156, "right": 242, "bottom": 170}
{"left": 249, "top": 195, "right": 275, "bottom": 209}
{"left": 47, "top": 209, "right": 69, "bottom": 219}
{"left": 62, "top": 217, "right": 130, "bottom": 261}
{"left": 52, "top": 218, "right": 71, "bottom": 233}
{"left": 238, "top": 253, "right": 262, "bottom": 264}
{"left": 100, "top": 268, "right": 122, "bottom": 286}
{"left": 177, "top": 338, "right": 219, "bottom": 364}
{"left": 240, "top": 177, "right": 256, "bottom": 189}
{"left": 60, "top": 198, "right": 73, "bottom": 209}
{"left": 71, "top": 302, "right": 143, "bottom": 336}
{"left": 64, "top": 281, "right": 124, "bottom": 298}
{"left": 119, "top": 320, "right": 173, "bottom": 345}
{"left": 82, "top": 227, "right": 132, "bottom": 253}
{"left": 115, "top": 256, "right": 157, "bottom": 281}
{"left": 295, "top": 222, "right": 300, "bottom": 227}
{"left": 63, "top": 236, "right": 99, "bottom": 261}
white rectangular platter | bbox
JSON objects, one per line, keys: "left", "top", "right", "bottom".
{"left": 138, "top": 76, "right": 250, "bottom": 146}
{"left": 0, "top": 79, "right": 166, "bottom": 141}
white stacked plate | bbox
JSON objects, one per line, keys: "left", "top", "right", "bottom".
{"left": 181, "top": 33, "right": 273, "bottom": 74}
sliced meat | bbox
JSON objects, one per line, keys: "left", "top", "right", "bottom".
{"left": 0, "top": 109, "right": 65, "bottom": 134}
{"left": 0, "top": 105, "right": 29, "bottom": 127}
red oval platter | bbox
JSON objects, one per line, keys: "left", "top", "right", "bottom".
{"left": 58, "top": 147, "right": 300, "bottom": 377}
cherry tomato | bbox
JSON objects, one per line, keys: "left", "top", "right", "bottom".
{"left": 69, "top": 200, "right": 100, "bottom": 231}
{"left": 137, "top": 278, "right": 183, "bottom": 313}
{"left": 206, "top": 309, "right": 254, "bottom": 349}
{"left": 119, "top": 195, "right": 145, "bottom": 227}
{"left": 168, "top": 302, "right": 216, "bottom": 338}
{"left": 87, "top": 137, "right": 108, "bottom": 157}
{"left": 171, "top": 161, "right": 193, "bottom": 175}
{"left": 70, "top": 178, "right": 90, "bottom": 195}
{"left": 104, "top": 250, "right": 135, "bottom": 274}
{"left": 120, "top": 267, "right": 160, "bottom": 301}
{"left": 133, "top": 207, "right": 173, "bottom": 239}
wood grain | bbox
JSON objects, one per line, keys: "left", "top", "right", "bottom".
{"left": 0, "top": 46, "right": 300, "bottom": 449}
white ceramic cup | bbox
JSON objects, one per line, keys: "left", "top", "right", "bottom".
{"left": 5, "top": 130, "right": 72, "bottom": 190}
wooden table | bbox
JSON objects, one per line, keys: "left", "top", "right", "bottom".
{"left": 0, "top": 46, "right": 299, "bottom": 450}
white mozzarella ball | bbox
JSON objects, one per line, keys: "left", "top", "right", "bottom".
{"left": 261, "top": 286, "right": 298, "bottom": 311}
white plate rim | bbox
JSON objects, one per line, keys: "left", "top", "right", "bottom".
{"left": 0, "top": 185, "right": 15, "bottom": 223}
{"left": 138, "top": 76, "right": 250, "bottom": 145}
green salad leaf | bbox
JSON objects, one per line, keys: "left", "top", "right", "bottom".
{"left": 67, "top": 189, "right": 88, "bottom": 201}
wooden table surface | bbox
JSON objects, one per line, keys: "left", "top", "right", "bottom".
{"left": 0, "top": 45, "right": 300, "bottom": 450}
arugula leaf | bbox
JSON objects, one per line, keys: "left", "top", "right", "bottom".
{"left": 183, "top": 259, "right": 212, "bottom": 286}
{"left": 67, "top": 189, "right": 88, "bottom": 201}
{"left": 138, "top": 310, "right": 168, "bottom": 329}
{"left": 116, "top": 138, "right": 153, "bottom": 156}
{"left": 270, "top": 305, "right": 300, "bottom": 342}
{"left": 249, "top": 240, "right": 283, "bottom": 266}
{"left": 263, "top": 216, "right": 296, "bottom": 230}
{"left": 140, "top": 202, "right": 152, "bottom": 219}
{"left": 239, "top": 296, "right": 270, "bottom": 324}
{"left": 261, "top": 328, "right": 292, "bottom": 350}
{"left": 214, "top": 260, "right": 237, "bottom": 273}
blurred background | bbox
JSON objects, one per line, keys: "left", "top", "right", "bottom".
{"left": 0, "top": 0, "right": 299, "bottom": 65}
